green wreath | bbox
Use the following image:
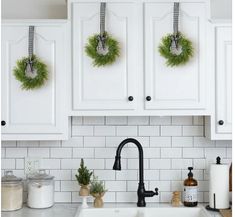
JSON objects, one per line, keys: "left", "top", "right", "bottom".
{"left": 85, "top": 32, "right": 120, "bottom": 67}
{"left": 158, "top": 33, "right": 193, "bottom": 67}
{"left": 13, "top": 55, "right": 48, "bottom": 90}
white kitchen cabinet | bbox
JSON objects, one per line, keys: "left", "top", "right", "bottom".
{"left": 1, "top": 20, "right": 68, "bottom": 140}
{"left": 144, "top": 1, "right": 209, "bottom": 111}
{"left": 206, "top": 22, "right": 232, "bottom": 140}
{"left": 70, "top": 1, "right": 140, "bottom": 112}
{"left": 69, "top": 0, "right": 211, "bottom": 116}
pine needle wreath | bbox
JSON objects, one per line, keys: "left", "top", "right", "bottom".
{"left": 158, "top": 33, "right": 193, "bottom": 67}
{"left": 13, "top": 55, "right": 48, "bottom": 90}
{"left": 85, "top": 32, "right": 120, "bottom": 67}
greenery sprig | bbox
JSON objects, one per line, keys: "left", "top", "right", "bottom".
{"left": 13, "top": 55, "right": 48, "bottom": 90}
{"left": 158, "top": 33, "right": 193, "bottom": 67}
{"left": 85, "top": 32, "right": 120, "bottom": 67}
{"left": 75, "top": 159, "right": 93, "bottom": 186}
{"left": 90, "top": 175, "right": 107, "bottom": 194}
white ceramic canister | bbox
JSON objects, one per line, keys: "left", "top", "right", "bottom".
{"left": 27, "top": 169, "right": 54, "bottom": 208}
{"left": 1, "top": 170, "right": 23, "bottom": 211}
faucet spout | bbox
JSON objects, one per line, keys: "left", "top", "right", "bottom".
{"left": 113, "top": 138, "right": 158, "bottom": 207}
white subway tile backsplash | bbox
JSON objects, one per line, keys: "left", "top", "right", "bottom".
{"left": 73, "top": 148, "right": 94, "bottom": 158}
{"left": 150, "top": 181, "right": 171, "bottom": 191}
{"left": 2, "top": 148, "right": 5, "bottom": 158}
{"left": 94, "top": 126, "right": 115, "bottom": 136}
{"left": 95, "top": 148, "right": 116, "bottom": 159}
{"left": 150, "top": 137, "right": 171, "bottom": 147}
{"left": 116, "top": 192, "right": 136, "bottom": 202}
{"left": 106, "top": 181, "right": 126, "bottom": 191}
{"left": 171, "top": 159, "right": 192, "bottom": 169}
{"left": 84, "top": 136, "right": 105, "bottom": 147}
{"left": 183, "top": 126, "right": 204, "bottom": 136}
{"left": 160, "top": 192, "right": 172, "bottom": 202}
{"left": 161, "top": 148, "right": 182, "bottom": 158}
{"left": 1, "top": 116, "right": 231, "bottom": 203}
{"left": 193, "top": 116, "right": 204, "bottom": 125}
{"left": 160, "top": 170, "right": 182, "bottom": 181}
{"left": 6, "top": 148, "right": 27, "bottom": 158}
{"left": 105, "top": 137, "right": 126, "bottom": 147}
{"left": 50, "top": 170, "right": 71, "bottom": 180}
{"left": 94, "top": 170, "right": 115, "bottom": 180}
{"left": 61, "top": 181, "right": 79, "bottom": 191}
{"left": 2, "top": 159, "right": 15, "bottom": 169}
{"left": 172, "top": 137, "right": 193, "bottom": 147}
{"left": 51, "top": 148, "right": 72, "bottom": 158}
{"left": 205, "top": 148, "right": 226, "bottom": 159}
{"left": 72, "top": 117, "right": 83, "bottom": 125}
{"left": 128, "top": 116, "right": 149, "bottom": 125}
{"left": 139, "top": 126, "right": 160, "bottom": 136}
{"left": 183, "top": 148, "right": 204, "bottom": 158}
{"left": 28, "top": 148, "right": 50, "bottom": 158}
{"left": 106, "top": 117, "right": 127, "bottom": 125}
{"left": 54, "top": 192, "right": 71, "bottom": 203}
{"left": 116, "top": 170, "right": 138, "bottom": 181}
{"left": 116, "top": 126, "right": 137, "bottom": 136}
{"left": 83, "top": 116, "right": 104, "bottom": 125}
{"left": 150, "top": 159, "right": 171, "bottom": 169}
{"left": 40, "top": 159, "right": 60, "bottom": 169}
{"left": 172, "top": 116, "right": 193, "bottom": 125}
{"left": 194, "top": 137, "right": 215, "bottom": 147}
{"left": 127, "top": 159, "right": 149, "bottom": 169}
{"left": 150, "top": 117, "right": 171, "bottom": 125}
{"left": 17, "top": 141, "right": 39, "bottom": 147}
{"left": 161, "top": 126, "right": 182, "bottom": 136}
{"left": 39, "top": 141, "right": 60, "bottom": 147}
{"left": 16, "top": 159, "right": 24, "bottom": 169}
{"left": 72, "top": 126, "right": 94, "bottom": 136}
{"left": 62, "top": 137, "right": 83, "bottom": 147}
{"left": 127, "top": 181, "right": 139, "bottom": 191}
{"left": 144, "top": 170, "right": 160, "bottom": 180}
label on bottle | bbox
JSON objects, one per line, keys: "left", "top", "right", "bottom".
{"left": 184, "top": 186, "right": 198, "bottom": 202}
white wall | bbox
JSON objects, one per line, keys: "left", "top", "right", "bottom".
{"left": 1, "top": 0, "right": 232, "bottom": 19}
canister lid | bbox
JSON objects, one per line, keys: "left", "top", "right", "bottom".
{"left": 28, "top": 169, "right": 54, "bottom": 180}
{"left": 2, "top": 170, "right": 22, "bottom": 183}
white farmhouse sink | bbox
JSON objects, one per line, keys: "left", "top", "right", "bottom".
{"left": 75, "top": 206, "right": 210, "bottom": 217}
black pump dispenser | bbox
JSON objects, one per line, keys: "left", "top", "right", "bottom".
{"left": 188, "top": 167, "right": 194, "bottom": 178}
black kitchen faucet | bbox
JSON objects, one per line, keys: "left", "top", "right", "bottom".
{"left": 113, "top": 138, "right": 158, "bottom": 207}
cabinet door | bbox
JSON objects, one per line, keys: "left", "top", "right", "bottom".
{"left": 1, "top": 23, "right": 68, "bottom": 140}
{"left": 144, "top": 2, "right": 207, "bottom": 110}
{"left": 72, "top": 2, "right": 139, "bottom": 111}
{"left": 215, "top": 26, "right": 232, "bottom": 134}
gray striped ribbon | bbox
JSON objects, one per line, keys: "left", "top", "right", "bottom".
{"left": 100, "top": 2, "right": 106, "bottom": 37}
{"left": 173, "top": 2, "right": 179, "bottom": 36}
{"left": 97, "top": 2, "right": 107, "bottom": 53}
{"left": 170, "top": 2, "right": 182, "bottom": 54}
{"left": 26, "top": 26, "right": 35, "bottom": 73}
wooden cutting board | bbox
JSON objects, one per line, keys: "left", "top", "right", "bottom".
{"left": 220, "top": 209, "right": 232, "bottom": 217}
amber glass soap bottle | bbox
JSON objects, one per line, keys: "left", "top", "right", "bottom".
{"left": 183, "top": 167, "right": 198, "bottom": 207}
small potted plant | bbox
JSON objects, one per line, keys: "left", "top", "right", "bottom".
{"left": 90, "top": 176, "right": 107, "bottom": 208}
{"left": 75, "top": 159, "right": 93, "bottom": 196}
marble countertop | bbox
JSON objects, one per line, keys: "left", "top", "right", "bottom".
{"left": 1, "top": 203, "right": 222, "bottom": 217}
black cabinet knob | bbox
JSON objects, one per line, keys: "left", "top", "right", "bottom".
{"left": 218, "top": 120, "right": 224, "bottom": 125}
{"left": 1, "top": 120, "right": 6, "bottom": 126}
{"left": 128, "top": 96, "right": 134, "bottom": 101}
{"left": 146, "top": 96, "right": 151, "bottom": 101}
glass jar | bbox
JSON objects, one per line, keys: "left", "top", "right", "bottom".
{"left": 27, "top": 169, "right": 54, "bottom": 209}
{"left": 1, "top": 170, "right": 23, "bottom": 211}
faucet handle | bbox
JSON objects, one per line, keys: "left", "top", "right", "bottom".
{"left": 155, "top": 188, "right": 159, "bottom": 195}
